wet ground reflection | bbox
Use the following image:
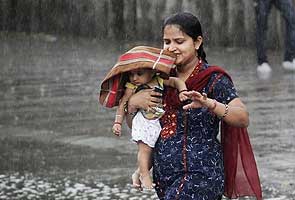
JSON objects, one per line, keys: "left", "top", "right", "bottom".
{"left": 0, "top": 32, "right": 294, "bottom": 199}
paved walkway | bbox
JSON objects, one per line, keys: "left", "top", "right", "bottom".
{"left": 0, "top": 33, "right": 294, "bottom": 199}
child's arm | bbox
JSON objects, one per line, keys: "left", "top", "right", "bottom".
{"left": 112, "top": 88, "right": 133, "bottom": 136}
{"left": 163, "top": 77, "right": 188, "bottom": 101}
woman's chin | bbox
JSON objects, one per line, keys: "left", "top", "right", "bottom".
{"left": 174, "top": 60, "right": 182, "bottom": 66}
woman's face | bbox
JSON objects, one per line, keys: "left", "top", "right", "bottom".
{"left": 163, "top": 25, "right": 201, "bottom": 67}
{"left": 128, "top": 69, "right": 154, "bottom": 86}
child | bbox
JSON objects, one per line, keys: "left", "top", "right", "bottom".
{"left": 99, "top": 46, "right": 188, "bottom": 189}
{"left": 114, "top": 68, "right": 187, "bottom": 189}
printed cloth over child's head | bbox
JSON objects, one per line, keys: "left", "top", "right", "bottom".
{"left": 99, "top": 46, "right": 176, "bottom": 108}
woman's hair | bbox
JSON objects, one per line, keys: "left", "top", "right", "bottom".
{"left": 162, "top": 12, "right": 207, "bottom": 63}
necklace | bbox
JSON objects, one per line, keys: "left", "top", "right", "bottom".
{"left": 189, "top": 59, "right": 202, "bottom": 78}
{"left": 176, "top": 59, "right": 202, "bottom": 81}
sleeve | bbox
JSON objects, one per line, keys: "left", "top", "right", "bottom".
{"left": 208, "top": 73, "right": 239, "bottom": 104}
{"left": 125, "top": 82, "right": 137, "bottom": 90}
{"left": 156, "top": 76, "right": 164, "bottom": 88}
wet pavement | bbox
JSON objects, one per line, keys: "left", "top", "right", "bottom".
{"left": 0, "top": 32, "right": 295, "bottom": 199}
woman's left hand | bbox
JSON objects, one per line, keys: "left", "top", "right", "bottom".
{"left": 182, "top": 90, "right": 249, "bottom": 127}
{"left": 181, "top": 91, "right": 211, "bottom": 110}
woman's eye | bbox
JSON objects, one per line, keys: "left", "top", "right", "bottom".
{"left": 163, "top": 40, "right": 170, "bottom": 45}
{"left": 176, "top": 40, "right": 184, "bottom": 44}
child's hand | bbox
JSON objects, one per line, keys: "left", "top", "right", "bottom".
{"left": 112, "top": 123, "right": 122, "bottom": 136}
{"left": 178, "top": 92, "right": 189, "bottom": 102}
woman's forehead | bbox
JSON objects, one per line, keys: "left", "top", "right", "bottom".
{"left": 163, "top": 25, "right": 186, "bottom": 38}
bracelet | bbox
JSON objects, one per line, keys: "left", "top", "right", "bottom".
{"left": 179, "top": 89, "right": 188, "bottom": 94}
{"left": 208, "top": 99, "right": 217, "bottom": 111}
{"left": 113, "top": 122, "right": 122, "bottom": 126}
{"left": 123, "top": 101, "right": 137, "bottom": 116}
{"left": 220, "top": 104, "right": 229, "bottom": 119}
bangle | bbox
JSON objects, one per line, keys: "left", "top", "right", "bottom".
{"left": 220, "top": 104, "right": 229, "bottom": 119}
{"left": 179, "top": 89, "right": 188, "bottom": 94}
{"left": 114, "top": 122, "right": 122, "bottom": 126}
{"left": 123, "top": 101, "right": 137, "bottom": 116}
{"left": 208, "top": 99, "right": 217, "bottom": 111}
{"left": 115, "top": 115, "right": 122, "bottom": 120}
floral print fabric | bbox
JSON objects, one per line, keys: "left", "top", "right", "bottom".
{"left": 153, "top": 64, "right": 238, "bottom": 200}
{"left": 132, "top": 111, "right": 162, "bottom": 148}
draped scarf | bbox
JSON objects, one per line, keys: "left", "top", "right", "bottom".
{"left": 162, "top": 62, "right": 262, "bottom": 200}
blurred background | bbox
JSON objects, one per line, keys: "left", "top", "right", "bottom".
{"left": 0, "top": 0, "right": 294, "bottom": 199}
{"left": 0, "top": 0, "right": 289, "bottom": 46}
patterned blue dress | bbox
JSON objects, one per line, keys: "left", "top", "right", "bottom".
{"left": 153, "top": 63, "right": 239, "bottom": 200}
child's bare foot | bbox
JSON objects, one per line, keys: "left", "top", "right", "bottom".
{"left": 132, "top": 170, "right": 141, "bottom": 188}
{"left": 139, "top": 173, "right": 155, "bottom": 189}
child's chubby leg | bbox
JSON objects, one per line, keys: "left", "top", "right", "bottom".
{"left": 137, "top": 141, "right": 155, "bottom": 189}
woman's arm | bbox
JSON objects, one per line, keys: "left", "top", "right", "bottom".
{"left": 182, "top": 91, "right": 249, "bottom": 127}
{"left": 211, "top": 97, "right": 249, "bottom": 127}
{"left": 125, "top": 88, "right": 162, "bottom": 128}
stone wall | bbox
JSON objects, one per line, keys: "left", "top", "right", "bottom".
{"left": 0, "top": 0, "right": 289, "bottom": 47}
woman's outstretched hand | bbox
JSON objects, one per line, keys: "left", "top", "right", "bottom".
{"left": 181, "top": 91, "right": 211, "bottom": 110}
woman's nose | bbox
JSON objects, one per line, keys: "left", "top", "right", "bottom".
{"left": 167, "top": 45, "right": 176, "bottom": 52}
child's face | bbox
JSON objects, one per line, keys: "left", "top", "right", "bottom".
{"left": 128, "top": 69, "right": 154, "bottom": 86}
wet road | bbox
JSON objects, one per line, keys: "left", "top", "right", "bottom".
{"left": 0, "top": 32, "right": 294, "bottom": 199}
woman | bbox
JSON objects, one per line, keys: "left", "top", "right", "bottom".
{"left": 125, "top": 12, "right": 262, "bottom": 200}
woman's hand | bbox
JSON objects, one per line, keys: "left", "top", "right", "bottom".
{"left": 125, "top": 88, "right": 162, "bottom": 128}
{"left": 128, "top": 88, "right": 163, "bottom": 112}
{"left": 181, "top": 91, "right": 212, "bottom": 109}
{"left": 181, "top": 90, "right": 249, "bottom": 127}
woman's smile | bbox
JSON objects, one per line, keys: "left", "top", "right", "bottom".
{"left": 163, "top": 25, "right": 198, "bottom": 67}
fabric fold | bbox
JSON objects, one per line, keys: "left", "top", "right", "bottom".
{"left": 165, "top": 62, "right": 262, "bottom": 199}
{"left": 99, "top": 46, "right": 176, "bottom": 108}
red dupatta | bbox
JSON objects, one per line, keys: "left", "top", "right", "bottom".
{"left": 163, "top": 62, "right": 262, "bottom": 199}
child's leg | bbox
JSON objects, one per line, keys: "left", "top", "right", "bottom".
{"left": 131, "top": 168, "right": 140, "bottom": 187}
{"left": 137, "top": 141, "right": 154, "bottom": 188}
